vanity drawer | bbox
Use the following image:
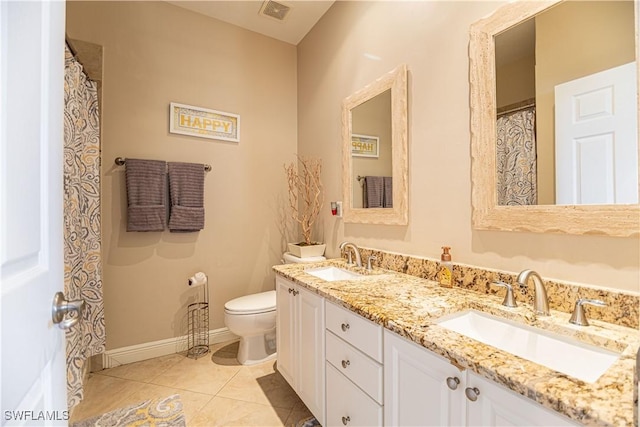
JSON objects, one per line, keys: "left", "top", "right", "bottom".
{"left": 326, "top": 363, "right": 383, "bottom": 427}
{"left": 325, "top": 301, "right": 383, "bottom": 363}
{"left": 325, "top": 330, "right": 383, "bottom": 404}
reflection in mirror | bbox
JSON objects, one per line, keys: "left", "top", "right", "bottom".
{"left": 342, "top": 64, "right": 408, "bottom": 225}
{"left": 351, "top": 89, "right": 392, "bottom": 209}
{"left": 494, "top": 1, "right": 637, "bottom": 206}
{"left": 470, "top": 0, "right": 639, "bottom": 236}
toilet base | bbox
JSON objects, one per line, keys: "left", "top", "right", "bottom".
{"left": 237, "top": 328, "right": 277, "bottom": 365}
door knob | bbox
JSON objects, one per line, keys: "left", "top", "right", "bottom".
{"left": 446, "top": 376, "right": 460, "bottom": 390}
{"left": 465, "top": 387, "right": 481, "bottom": 402}
{"left": 52, "top": 292, "right": 85, "bottom": 330}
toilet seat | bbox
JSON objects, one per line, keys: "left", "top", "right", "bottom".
{"left": 225, "top": 290, "right": 276, "bottom": 315}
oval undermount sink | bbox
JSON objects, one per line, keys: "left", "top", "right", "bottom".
{"left": 436, "top": 310, "right": 621, "bottom": 383}
{"left": 305, "top": 266, "right": 364, "bottom": 282}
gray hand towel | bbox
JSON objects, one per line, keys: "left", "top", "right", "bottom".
{"left": 125, "top": 158, "right": 167, "bottom": 232}
{"left": 383, "top": 176, "right": 393, "bottom": 208}
{"left": 364, "top": 176, "right": 384, "bottom": 208}
{"left": 168, "top": 162, "right": 205, "bottom": 232}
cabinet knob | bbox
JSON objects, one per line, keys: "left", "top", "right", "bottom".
{"left": 342, "top": 416, "right": 351, "bottom": 425}
{"left": 292, "top": 289, "right": 299, "bottom": 296}
{"left": 341, "top": 359, "right": 350, "bottom": 369}
{"left": 288, "top": 288, "right": 293, "bottom": 294}
{"left": 341, "top": 323, "right": 350, "bottom": 332}
{"left": 446, "top": 376, "right": 460, "bottom": 390}
{"left": 465, "top": 387, "right": 481, "bottom": 402}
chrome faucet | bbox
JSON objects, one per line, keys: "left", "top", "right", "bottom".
{"left": 516, "top": 269, "right": 550, "bottom": 316}
{"left": 339, "top": 241, "right": 362, "bottom": 267}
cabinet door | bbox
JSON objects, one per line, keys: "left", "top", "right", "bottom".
{"left": 276, "top": 276, "right": 295, "bottom": 388}
{"left": 297, "top": 286, "right": 325, "bottom": 426}
{"left": 465, "top": 373, "right": 579, "bottom": 426}
{"left": 384, "top": 330, "right": 465, "bottom": 427}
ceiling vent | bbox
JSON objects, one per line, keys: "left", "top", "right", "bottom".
{"left": 259, "top": 0, "right": 291, "bottom": 22}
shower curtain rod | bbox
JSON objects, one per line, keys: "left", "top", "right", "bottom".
{"left": 497, "top": 98, "right": 536, "bottom": 118}
{"left": 114, "top": 157, "right": 212, "bottom": 172}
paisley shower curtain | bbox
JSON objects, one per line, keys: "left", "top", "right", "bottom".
{"left": 496, "top": 107, "right": 537, "bottom": 205}
{"left": 64, "top": 44, "right": 105, "bottom": 410}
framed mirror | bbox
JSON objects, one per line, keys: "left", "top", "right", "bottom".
{"left": 470, "top": 0, "right": 639, "bottom": 237}
{"left": 342, "top": 64, "right": 408, "bottom": 225}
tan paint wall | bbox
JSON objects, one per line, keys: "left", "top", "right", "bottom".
{"left": 66, "top": 1, "right": 298, "bottom": 349}
{"left": 297, "top": 1, "right": 639, "bottom": 293}
{"left": 495, "top": 54, "right": 535, "bottom": 109}
{"left": 351, "top": 90, "right": 393, "bottom": 208}
{"left": 535, "top": 1, "right": 636, "bottom": 205}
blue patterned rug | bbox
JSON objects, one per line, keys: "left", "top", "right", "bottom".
{"left": 296, "top": 416, "right": 321, "bottom": 427}
{"left": 71, "top": 394, "right": 185, "bottom": 427}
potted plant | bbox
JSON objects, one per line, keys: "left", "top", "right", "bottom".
{"left": 284, "top": 155, "right": 325, "bottom": 258}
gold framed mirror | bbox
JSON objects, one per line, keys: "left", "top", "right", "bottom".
{"left": 470, "top": 0, "right": 639, "bottom": 237}
{"left": 342, "top": 64, "right": 408, "bottom": 225}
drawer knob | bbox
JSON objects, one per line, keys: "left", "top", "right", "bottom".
{"left": 341, "top": 359, "right": 350, "bottom": 369}
{"left": 446, "top": 376, "right": 460, "bottom": 390}
{"left": 465, "top": 387, "right": 481, "bottom": 402}
{"left": 292, "top": 289, "right": 299, "bottom": 296}
{"left": 341, "top": 323, "right": 350, "bottom": 332}
{"left": 288, "top": 288, "right": 293, "bottom": 294}
{"left": 342, "top": 416, "right": 351, "bottom": 425}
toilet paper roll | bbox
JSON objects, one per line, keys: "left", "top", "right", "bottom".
{"left": 188, "top": 272, "right": 207, "bottom": 287}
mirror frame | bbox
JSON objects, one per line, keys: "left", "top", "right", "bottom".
{"left": 470, "top": 0, "right": 640, "bottom": 237}
{"left": 342, "top": 64, "right": 408, "bottom": 225}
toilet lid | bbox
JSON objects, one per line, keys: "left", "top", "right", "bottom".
{"left": 225, "top": 290, "right": 276, "bottom": 314}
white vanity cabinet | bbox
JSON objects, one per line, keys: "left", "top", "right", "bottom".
{"left": 384, "top": 330, "right": 580, "bottom": 427}
{"left": 325, "top": 301, "right": 384, "bottom": 427}
{"left": 275, "top": 276, "right": 325, "bottom": 425}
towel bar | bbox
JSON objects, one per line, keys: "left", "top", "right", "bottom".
{"left": 115, "top": 157, "right": 211, "bottom": 172}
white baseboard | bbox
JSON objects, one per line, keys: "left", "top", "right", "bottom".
{"left": 101, "top": 327, "right": 238, "bottom": 369}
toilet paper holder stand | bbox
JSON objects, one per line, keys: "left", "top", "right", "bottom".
{"left": 187, "top": 273, "right": 209, "bottom": 359}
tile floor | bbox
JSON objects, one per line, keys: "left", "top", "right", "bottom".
{"left": 69, "top": 340, "right": 313, "bottom": 426}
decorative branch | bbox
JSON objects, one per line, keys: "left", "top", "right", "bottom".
{"left": 284, "top": 156, "right": 323, "bottom": 245}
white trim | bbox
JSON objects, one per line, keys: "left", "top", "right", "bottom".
{"left": 101, "top": 327, "right": 238, "bottom": 369}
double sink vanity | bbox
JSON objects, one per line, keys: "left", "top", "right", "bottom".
{"left": 273, "top": 259, "right": 638, "bottom": 427}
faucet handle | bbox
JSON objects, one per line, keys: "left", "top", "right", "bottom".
{"left": 491, "top": 281, "right": 517, "bottom": 308}
{"left": 569, "top": 298, "right": 606, "bottom": 326}
{"left": 366, "top": 256, "right": 377, "bottom": 271}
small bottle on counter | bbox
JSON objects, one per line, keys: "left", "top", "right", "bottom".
{"left": 438, "top": 246, "right": 453, "bottom": 288}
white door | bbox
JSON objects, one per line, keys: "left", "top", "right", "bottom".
{"left": 275, "top": 276, "right": 295, "bottom": 388}
{"left": 555, "top": 62, "right": 638, "bottom": 205}
{"left": 1, "top": 1, "right": 68, "bottom": 425}
{"left": 465, "top": 373, "right": 579, "bottom": 426}
{"left": 296, "top": 286, "right": 324, "bottom": 426}
{"left": 384, "top": 330, "right": 465, "bottom": 427}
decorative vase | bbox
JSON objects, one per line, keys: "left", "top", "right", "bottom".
{"left": 287, "top": 242, "right": 326, "bottom": 258}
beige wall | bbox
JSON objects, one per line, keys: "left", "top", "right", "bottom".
{"left": 66, "top": 1, "right": 298, "bottom": 349}
{"left": 495, "top": 54, "right": 535, "bottom": 109}
{"left": 535, "top": 1, "right": 636, "bottom": 204}
{"left": 351, "top": 90, "right": 393, "bottom": 208}
{"left": 297, "top": 1, "right": 639, "bottom": 293}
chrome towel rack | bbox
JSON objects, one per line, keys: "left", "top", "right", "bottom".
{"left": 115, "top": 157, "right": 211, "bottom": 172}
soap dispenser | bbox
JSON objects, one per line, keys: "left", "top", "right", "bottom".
{"left": 438, "top": 246, "right": 453, "bottom": 288}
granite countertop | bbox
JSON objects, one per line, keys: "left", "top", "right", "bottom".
{"left": 273, "top": 259, "right": 639, "bottom": 427}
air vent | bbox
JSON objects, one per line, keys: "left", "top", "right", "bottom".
{"left": 259, "top": 0, "right": 291, "bottom": 22}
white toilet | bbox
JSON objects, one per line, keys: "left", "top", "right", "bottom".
{"left": 224, "top": 252, "right": 325, "bottom": 365}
